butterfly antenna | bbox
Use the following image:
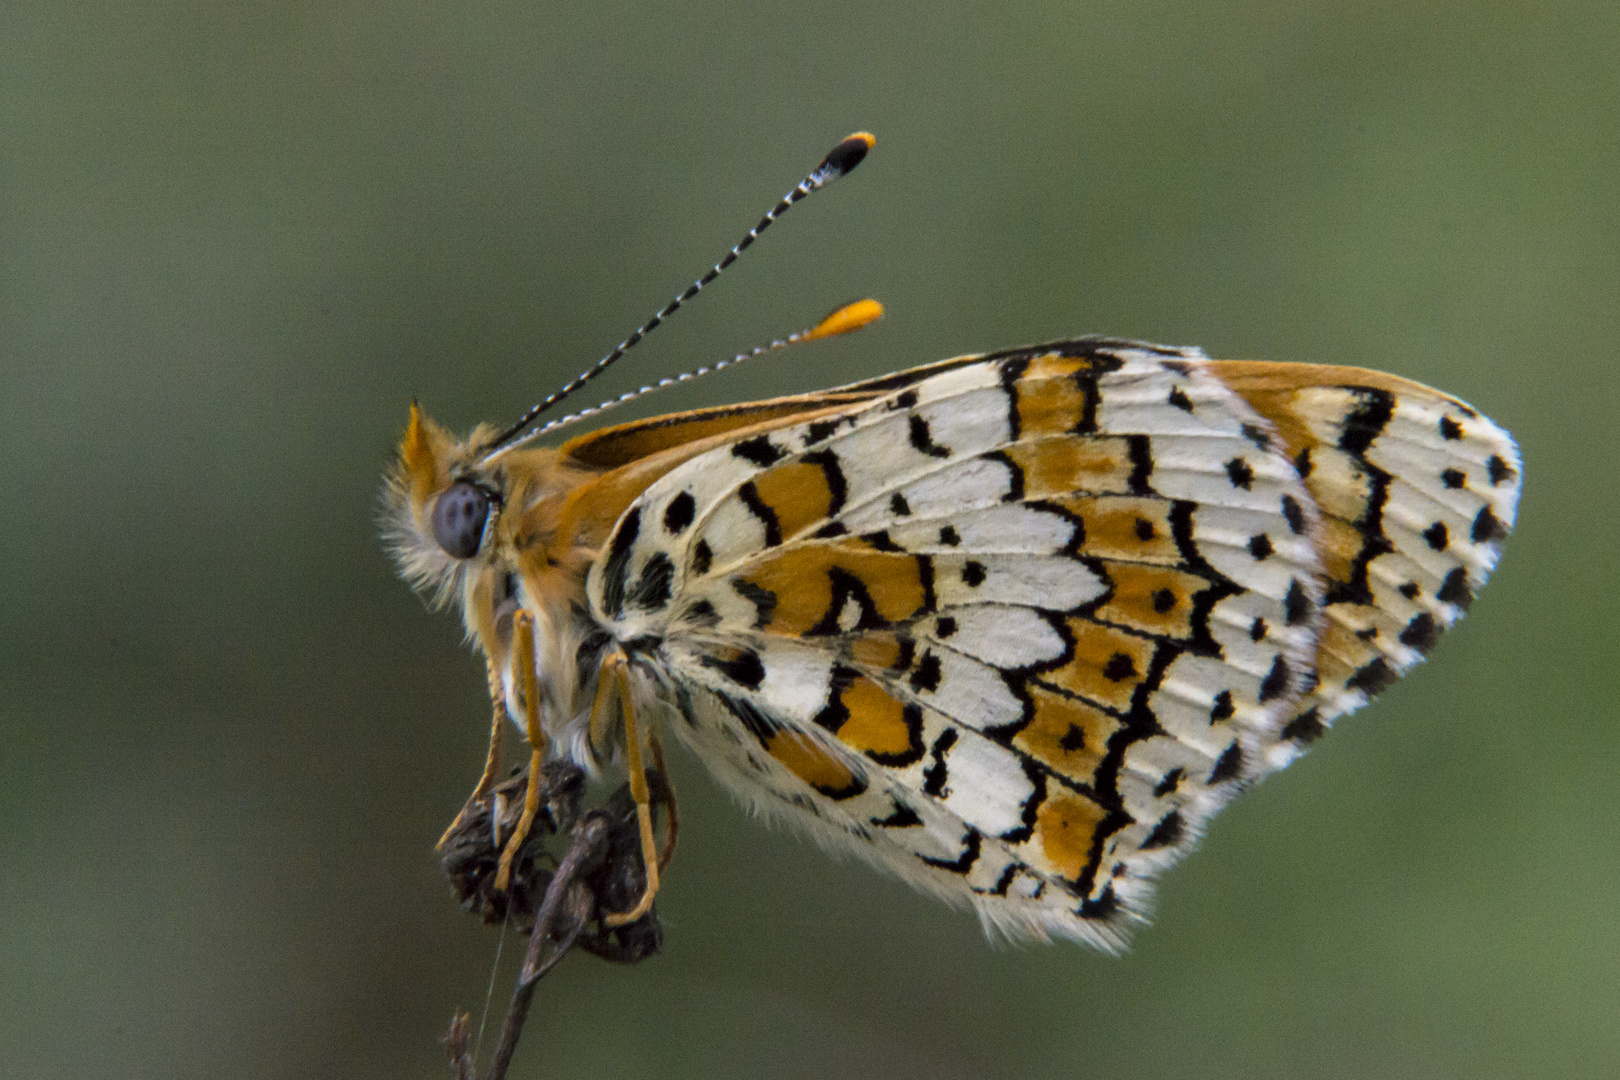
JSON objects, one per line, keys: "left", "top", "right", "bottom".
{"left": 480, "top": 131, "right": 875, "bottom": 460}
{"left": 509, "top": 298, "right": 883, "bottom": 445}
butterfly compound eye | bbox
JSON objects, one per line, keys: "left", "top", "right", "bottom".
{"left": 431, "top": 482, "right": 489, "bottom": 559}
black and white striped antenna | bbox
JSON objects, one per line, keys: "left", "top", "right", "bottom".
{"left": 478, "top": 131, "right": 876, "bottom": 464}
{"left": 508, "top": 298, "right": 883, "bottom": 444}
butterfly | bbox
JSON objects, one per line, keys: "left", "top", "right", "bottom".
{"left": 381, "top": 133, "right": 1520, "bottom": 949}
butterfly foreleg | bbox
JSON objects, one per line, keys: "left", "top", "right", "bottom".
{"left": 435, "top": 652, "right": 511, "bottom": 851}
{"left": 494, "top": 611, "right": 551, "bottom": 891}
{"left": 591, "top": 651, "right": 663, "bottom": 928}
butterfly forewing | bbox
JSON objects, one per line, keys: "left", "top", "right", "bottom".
{"left": 1211, "top": 363, "right": 1521, "bottom": 764}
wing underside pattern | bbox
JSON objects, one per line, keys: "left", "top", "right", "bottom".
{"left": 586, "top": 340, "right": 1519, "bottom": 947}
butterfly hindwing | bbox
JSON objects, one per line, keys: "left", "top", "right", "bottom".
{"left": 587, "top": 340, "right": 1344, "bottom": 945}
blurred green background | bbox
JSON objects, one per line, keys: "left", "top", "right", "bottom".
{"left": 4, "top": 3, "right": 1617, "bottom": 1078}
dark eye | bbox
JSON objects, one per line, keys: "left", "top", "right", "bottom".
{"left": 431, "top": 482, "right": 489, "bottom": 559}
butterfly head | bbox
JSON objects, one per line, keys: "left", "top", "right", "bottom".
{"left": 378, "top": 404, "right": 498, "bottom": 609}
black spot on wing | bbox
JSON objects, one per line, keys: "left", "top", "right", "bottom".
{"left": 627, "top": 551, "right": 675, "bottom": 611}
{"left": 1398, "top": 612, "right": 1440, "bottom": 654}
{"left": 860, "top": 529, "right": 903, "bottom": 552}
{"left": 1209, "top": 690, "right": 1235, "bottom": 722}
{"left": 1423, "top": 521, "right": 1449, "bottom": 551}
{"left": 1224, "top": 457, "right": 1255, "bottom": 490}
{"left": 1439, "top": 416, "right": 1463, "bottom": 440}
{"left": 1441, "top": 468, "right": 1466, "bottom": 490}
{"left": 889, "top": 492, "right": 911, "bottom": 517}
{"left": 1078, "top": 883, "right": 1119, "bottom": 921}
{"left": 1153, "top": 767, "right": 1184, "bottom": 798}
{"left": 1103, "top": 652, "right": 1137, "bottom": 681}
{"left": 1488, "top": 455, "right": 1514, "bottom": 485}
{"left": 909, "top": 651, "right": 943, "bottom": 692}
{"left": 1140, "top": 811, "right": 1184, "bottom": 851}
{"left": 1167, "top": 385, "right": 1194, "bottom": 413}
{"left": 921, "top": 728, "right": 957, "bottom": 797}
{"left": 699, "top": 648, "right": 767, "bottom": 690}
{"left": 1345, "top": 657, "right": 1396, "bottom": 697}
{"left": 691, "top": 539, "right": 713, "bottom": 577}
{"left": 1284, "top": 579, "right": 1312, "bottom": 626}
{"left": 663, "top": 491, "right": 696, "bottom": 534}
{"left": 1208, "top": 742, "right": 1244, "bottom": 783}
{"left": 599, "top": 507, "right": 641, "bottom": 619}
{"left": 1127, "top": 436, "right": 1153, "bottom": 495}
{"left": 1472, "top": 505, "right": 1507, "bottom": 543}
{"left": 907, "top": 414, "right": 952, "bottom": 459}
{"left": 1436, "top": 567, "right": 1474, "bottom": 610}
{"left": 732, "top": 435, "right": 785, "bottom": 467}
{"left": 1281, "top": 494, "right": 1306, "bottom": 534}
{"left": 1258, "top": 655, "right": 1290, "bottom": 702}
{"left": 1281, "top": 706, "right": 1326, "bottom": 745}
{"left": 805, "top": 418, "right": 845, "bottom": 446}
{"left": 1248, "top": 533, "right": 1274, "bottom": 560}
{"left": 683, "top": 599, "right": 720, "bottom": 628}
{"left": 1338, "top": 388, "right": 1395, "bottom": 455}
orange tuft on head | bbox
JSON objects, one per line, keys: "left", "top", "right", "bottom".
{"left": 402, "top": 402, "right": 439, "bottom": 504}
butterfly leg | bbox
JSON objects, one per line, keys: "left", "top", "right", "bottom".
{"left": 435, "top": 652, "right": 510, "bottom": 850}
{"left": 648, "top": 728, "right": 678, "bottom": 872}
{"left": 495, "top": 611, "right": 550, "bottom": 891}
{"left": 594, "top": 653, "right": 663, "bottom": 928}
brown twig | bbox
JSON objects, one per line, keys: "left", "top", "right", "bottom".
{"left": 438, "top": 762, "right": 665, "bottom": 1080}
{"left": 486, "top": 813, "right": 609, "bottom": 1079}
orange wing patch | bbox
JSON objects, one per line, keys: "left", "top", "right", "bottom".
{"left": 1037, "top": 622, "right": 1158, "bottom": 713}
{"left": 1058, "top": 494, "right": 1179, "bottom": 564}
{"left": 825, "top": 674, "right": 923, "bottom": 762}
{"left": 748, "top": 457, "right": 842, "bottom": 541}
{"left": 737, "top": 542, "right": 928, "bottom": 635}
{"left": 1006, "top": 435, "right": 1138, "bottom": 499}
{"left": 1092, "top": 562, "right": 1209, "bottom": 640}
{"left": 765, "top": 731, "right": 863, "bottom": 798}
{"left": 1013, "top": 353, "right": 1096, "bottom": 437}
{"left": 1013, "top": 683, "right": 1122, "bottom": 788}
{"left": 1031, "top": 793, "right": 1111, "bottom": 882}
